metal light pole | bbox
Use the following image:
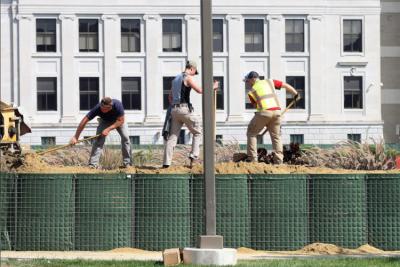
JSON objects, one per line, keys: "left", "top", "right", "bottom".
{"left": 199, "top": 0, "right": 223, "bottom": 248}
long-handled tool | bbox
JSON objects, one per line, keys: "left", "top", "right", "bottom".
{"left": 259, "top": 96, "right": 300, "bottom": 136}
{"left": 37, "top": 134, "right": 101, "bottom": 155}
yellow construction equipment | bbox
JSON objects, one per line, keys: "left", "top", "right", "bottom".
{"left": 0, "top": 101, "right": 31, "bottom": 154}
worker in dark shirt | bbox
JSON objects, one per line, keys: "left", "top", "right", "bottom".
{"left": 70, "top": 97, "right": 132, "bottom": 168}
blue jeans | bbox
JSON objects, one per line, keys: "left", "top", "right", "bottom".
{"left": 89, "top": 119, "right": 132, "bottom": 166}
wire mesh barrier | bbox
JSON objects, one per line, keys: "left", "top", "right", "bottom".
{"left": 367, "top": 174, "right": 400, "bottom": 250}
{"left": 0, "top": 172, "right": 399, "bottom": 251}
{"left": 75, "top": 174, "right": 132, "bottom": 250}
{"left": 309, "top": 174, "right": 367, "bottom": 248}
{"left": 250, "top": 174, "right": 308, "bottom": 250}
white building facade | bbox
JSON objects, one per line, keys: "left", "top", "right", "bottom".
{"left": 0, "top": 0, "right": 387, "bottom": 146}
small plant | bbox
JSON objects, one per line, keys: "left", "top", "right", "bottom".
{"left": 300, "top": 139, "right": 396, "bottom": 170}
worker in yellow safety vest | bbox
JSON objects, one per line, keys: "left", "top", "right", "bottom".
{"left": 244, "top": 71, "right": 299, "bottom": 164}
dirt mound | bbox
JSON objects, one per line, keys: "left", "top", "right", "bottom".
{"left": 109, "top": 247, "right": 158, "bottom": 254}
{"left": 356, "top": 244, "right": 384, "bottom": 254}
{"left": 298, "top": 243, "right": 349, "bottom": 254}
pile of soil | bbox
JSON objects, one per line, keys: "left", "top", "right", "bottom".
{"left": 298, "top": 243, "right": 385, "bottom": 255}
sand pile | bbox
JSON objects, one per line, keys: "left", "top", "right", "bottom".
{"left": 297, "top": 243, "right": 386, "bottom": 255}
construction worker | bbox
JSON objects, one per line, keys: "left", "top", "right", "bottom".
{"left": 70, "top": 97, "right": 132, "bottom": 168}
{"left": 162, "top": 60, "right": 219, "bottom": 168}
{"left": 244, "top": 71, "right": 299, "bottom": 164}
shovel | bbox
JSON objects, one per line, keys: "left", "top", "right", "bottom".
{"left": 259, "top": 96, "right": 300, "bottom": 136}
{"left": 37, "top": 134, "right": 101, "bottom": 155}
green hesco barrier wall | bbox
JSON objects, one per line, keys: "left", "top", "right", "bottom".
{"left": 0, "top": 172, "right": 14, "bottom": 250}
{"left": 192, "top": 174, "right": 250, "bottom": 248}
{"left": 309, "top": 174, "right": 367, "bottom": 248}
{"left": 15, "top": 173, "right": 74, "bottom": 250}
{"left": 250, "top": 174, "right": 308, "bottom": 250}
{"left": 75, "top": 173, "right": 132, "bottom": 250}
{"left": 367, "top": 174, "right": 400, "bottom": 250}
{"left": 134, "top": 174, "right": 190, "bottom": 250}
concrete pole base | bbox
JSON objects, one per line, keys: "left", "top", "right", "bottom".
{"left": 183, "top": 248, "right": 237, "bottom": 266}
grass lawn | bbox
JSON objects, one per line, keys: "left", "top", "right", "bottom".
{"left": 1, "top": 258, "right": 400, "bottom": 267}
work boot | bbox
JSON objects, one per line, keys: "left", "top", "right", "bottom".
{"left": 189, "top": 154, "right": 199, "bottom": 168}
{"left": 88, "top": 164, "right": 99, "bottom": 169}
{"left": 119, "top": 163, "right": 132, "bottom": 169}
{"left": 162, "top": 165, "right": 170, "bottom": 169}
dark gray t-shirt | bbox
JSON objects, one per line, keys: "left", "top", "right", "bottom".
{"left": 86, "top": 99, "right": 125, "bottom": 122}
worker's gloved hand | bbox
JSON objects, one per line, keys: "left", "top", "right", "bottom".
{"left": 70, "top": 136, "right": 78, "bottom": 145}
{"left": 294, "top": 93, "right": 301, "bottom": 102}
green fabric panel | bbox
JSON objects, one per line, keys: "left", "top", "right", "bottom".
{"left": 250, "top": 174, "right": 309, "bottom": 250}
{"left": 0, "top": 172, "right": 15, "bottom": 250}
{"left": 134, "top": 174, "right": 190, "bottom": 250}
{"left": 15, "top": 173, "right": 74, "bottom": 250}
{"left": 192, "top": 174, "right": 250, "bottom": 248}
{"left": 75, "top": 173, "right": 132, "bottom": 250}
{"left": 309, "top": 174, "right": 367, "bottom": 248}
{"left": 367, "top": 174, "right": 400, "bottom": 250}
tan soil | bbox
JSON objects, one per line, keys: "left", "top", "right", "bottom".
{"left": 6, "top": 152, "right": 400, "bottom": 174}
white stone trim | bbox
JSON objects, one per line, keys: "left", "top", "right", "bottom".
{"left": 15, "top": 14, "right": 33, "bottom": 21}
{"left": 184, "top": 15, "right": 199, "bottom": 21}
{"left": 382, "top": 89, "right": 400, "bottom": 104}
{"left": 101, "top": 14, "right": 118, "bottom": 21}
{"left": 59, "top": 14, "right": 75, "bottom": 21}
{"left": 143, "top": 14, "right": 160, "bottom": 21}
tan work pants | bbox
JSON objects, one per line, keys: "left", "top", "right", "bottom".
{"left": 247, "top": 110, "right": 283, "bottom": 164}
{"left": 163, "top": 106, "right": 202, "bottom": 166}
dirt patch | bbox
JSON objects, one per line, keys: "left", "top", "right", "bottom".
{"left": 298, "top": 243, "right": 349, "bottom": 255}
{"left": 109, "top": 247, "right": 159, "bottom": 255}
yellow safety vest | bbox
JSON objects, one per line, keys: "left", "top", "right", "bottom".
{"left": 248, "top": 79, "right": 280, "bottom": 111}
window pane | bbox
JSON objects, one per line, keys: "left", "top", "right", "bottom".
{"left": 286, "top": 19, "right": 304, "bottom": 52}
{"left": 122, "top": 77, "right": 141, "bottom": 110}
{"left": 163, "top": 77, "right": 175, "bottom": 109}
{"left": 344, "top": 76, "right": 363, "bottom": 109}
{"left": 245, "top": 19, "right": 264, "bottom": 52}
{"left": 286, "top": 76, "right": 305, "bottom": 109}
{"left": 213, "top": 19, "right": 223, "bottom": 52}
{"left": 79, "top": 19, "right": 98, "bottom": 52}
{"left": 214, "top": 76, "right": 224, "bottom": 110}
{"left": 343, "top": 20, "right": 362, "bottom": 52}
{"left": 37, "top": 77, "right": 57, "bottom": 111}
{"left": 36, "top": 19, "right": 56, "bottom": 52}
{"left": 121, "top": 19, "right": 140, "bottom": 52}
{"left": 163, "top": 19, "right": 182, "bottom": 52}
{"left": 80, "top": 77, "right": 99, "bottom": 110}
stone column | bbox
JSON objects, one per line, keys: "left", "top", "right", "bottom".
{"left": 59, "top": 14, "right": 78, "bottom": 123}
{"left": 102, "top": 14, "right": 119, "bottom": 99}
{"left": 143, "top": 14, "right": 162, "bottom": 124}
{"left": 16, "top": 14, "right": 34, "bottom": 121}
{"left": 185, "top": 15, "right": 202, "bottom": 115}
{"left": 307, "top": 15, "right": 325, "bottom": 121}
{"left": 226, "top": 15, "right": 244, "bottom": 123}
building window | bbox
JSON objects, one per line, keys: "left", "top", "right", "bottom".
{"left": 163, "top": 77, "right": 174, "bottom": 109}
{"left": 36, "top": 19, "right": 56, "bottom": 52}
{"left": 245, "top": 19, "right": 264, "bottom": 52}
{"left": 257, "top": 135, "right": 264, "bottom": 144}
{"left": 121, "top": 19, "right": 140, "bottom": 52}
{"left": 130, "top": 136, "right": 140, "bottom": 145}
{"left": 162, "top": 19, "right": 182, "bottom": 52}
{"left": 213, "top": 19, "right": 223, "bottom": 52}
{"left": 286, "top": 76, "right": 305, "bottom": 109}
{"left": 122, "top": 77, "right": 141, "bottom": 110}
{"left": 79, "top": 77, "right": 99, "bottom": 110}
{"left": 178, "top": 130, "right": 185, "bottom": 144}
{"left": 214, "top": 76, "right": 224, "bottom": 110}
{"left": 37, "top": 77, "right": 57, "bottom": 111}
{"left": 343, "top": 19, "right": 362, "bottom": 52}
{"left": 290, "top": 134, "right": 304, "bottom": 144}
{"left": 216, "top": 135, "right": 223, "bottom": 145}
{"left": 344, "top": 76, "right": 363, "bottom": 109}
{"left": 41, "top": 137, "right": 56, "bottom": 146}
{"left": 79, "top": 19, "right": 98, "bottom": 52}
{"left": 285, "top": 19, "right": 304, "bottom": 52}
{"left": 348, "top": 134, "right": 361, "bottom": 143}
{"left": 245, "top": 76, "right": 264, "bottom": 109}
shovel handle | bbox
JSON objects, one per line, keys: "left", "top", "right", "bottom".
{"left": 37, "top": 134, "right": 101, "bottom": 155}
{"left": 259, "top": 96, "right": 300, "bottom": 136}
